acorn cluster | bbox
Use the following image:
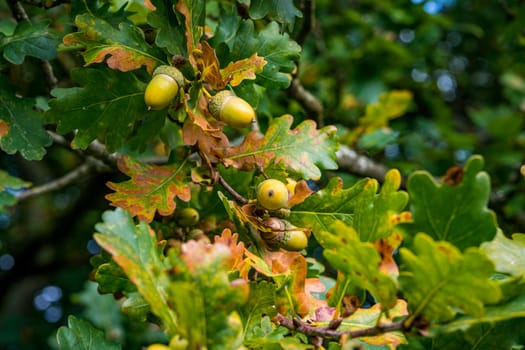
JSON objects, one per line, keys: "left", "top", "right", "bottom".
{"left": 144, "top": 65, "right": 255, "bottom": 128}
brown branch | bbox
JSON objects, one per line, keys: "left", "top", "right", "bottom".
{"left": 16, "top": 157, "right": 110, "bottom": 202}
{"left": 288, "top": 78, "right": 325, "bottom": 127}
{"left": 275, "top": 313, "right": 407, "bottom": 341}
{"left": 296, "top": 0, "right": 315, "bottom": 46}
{"left": 218, "top": 175, "right": 249, "bottom": 204}
{"left": 336, "top": 145, "right": 389, "bottom": 182}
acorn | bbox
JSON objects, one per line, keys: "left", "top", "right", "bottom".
{"left": 208, "top": 90, "right": 255, "bottom": 128}
{"left": 257, "top": 179, "right": 289, "bottom": 210}
{"left": 260, "top": 217, "right": 308, "bottom": 251}
{"left": 144, "top": 65, "right": 185, "bottom": 110}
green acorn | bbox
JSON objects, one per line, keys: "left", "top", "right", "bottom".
{"left": 144, "top": 65, "right": 185, "bottom": 110}
{"left": 208, "top": 90, "right": 255, "bottom": 128}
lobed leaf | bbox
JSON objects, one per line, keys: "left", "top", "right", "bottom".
{"left": 0, "top": 79, "right": 51, "bottom": 160}
{"left": 481, "top": 230, "right": 525, "bottom": 278}
{"left": 404, "top": 155, "right": 498, "bottom": 250}
{"left": 223, "top": 115, "right": 338, "bottom": 180}
{"left": 0, "top": 20, "right": 58, "bottom": 64}
{"left": 63, "top": 13, "right": 164, "bottom": 73}
{"left": 359, "top": 90, "right": 413, "bottom": 132}
{"left": 45, "top": 67, "right": 164, "bottom": 151}
{"left": 56, "top": 315, "right": 121, "bottom": 350}
{"left": 248, "top": 0, "right": 303, "bottom": 30}
{"left": 399, "top": 233, "right": 501, "bottom": 323}
{"left": 106, "top": 156, "right": 191, "bottom": 223}
{"left": 94, "top": 208, "right": 179, "bottom": 335}
{"left": 147, "top": 0, "right": 187, "bottom": 55}
{"left": 0, "top": 169, "right": 31, "bottom": 191}
{"left": 320, "top": 221, "right": 398, "bottom": 310}
{"left": 241, "top": 281, "right": 278, "bottom": 340}
{"left": 218, "top": 20, "right": 301, "bottom": 89}
{"left": 175, "top": 0, "right": 205, "bottom": 54}
{"left": 221, "top": 52, "right": 267, "bottom": 87}
{"left": 289, "top": 177, "right": 369, "bottom": 238}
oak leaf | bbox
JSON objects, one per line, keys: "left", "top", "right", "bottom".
{"left": 223, "top": 115, "right": 338, "bottom": 180}
{"left": 106, "top": 156, "right": 191, "bottom": 223}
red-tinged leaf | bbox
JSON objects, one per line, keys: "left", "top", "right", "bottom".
{"left": 106, "top": 156, "right": 191, "bottom": 223}
{"left": 221, "top": 53, "right": 267, "bottom": 87}
{"left": 213, "top": 229, "right": 247, "bottom": 272}
{"left": 182, "top": 96, "right": 229, "bottom": 160}
{"left": 374, "top": 231, "right": 404, "bottom": 279}
{"left": 195, "top": 41, "right": 225, "bottom": 90}
{"left": 223, "top": 115, "right": 338, "bottom": 180}
{"left": 0, "top": 120, "right": 8, "bottom": 137}
{"left": 244, "top": 249, "right": 326, "bottom": 316}
{"left": 175, "top": 0, "right": 205, "bottom": 55}
{"left": 63, "top": 14, "right": 163, "bottom": 74}
{"left": 288, "top": 180, "right": 314, "bottom": 207}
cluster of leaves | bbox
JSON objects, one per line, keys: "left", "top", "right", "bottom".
{"left": 1, "top": 0, "right": 525, "bottom": 349}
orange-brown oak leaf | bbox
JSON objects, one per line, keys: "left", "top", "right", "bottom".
{"left": 106, "top": 155, "right": 191, "bottom": 223}
{"left": 221, "top": 53, "right": 267, "bottom": 87}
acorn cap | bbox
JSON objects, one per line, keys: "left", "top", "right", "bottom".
{"left": 208, "top": 90, "right": 234, "bottom": 119}
{"left": 152, "top": 65, "right": 185, "bottom": 89}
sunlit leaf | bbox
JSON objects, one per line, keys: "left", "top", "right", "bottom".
{"left": 404, "top": 155, "right": 498, "bottom": 250}
{"left": 94, "top": 208, "right": 179, "bottom": 335}
{"left": 399, "top": 233, "right": 501, "bottom": 323}
{"left": 56, "top": 315, "right": 121, "bottom": 350}
{"left": 46, "top": 67, "right": 166, "bottom": 152}
{"left": 359, "top": 90, "right": 413, "bottom": 132}
{"left": 320, "top": 221, "right": 398, "bottom": 311}
{"left": 481, "top": 230, "right": 525, "bottom": 278}
{"left": 319, "top": 300, "right": 408, "bottom": 349}
{"left": 106, "top": 156, "right": 191, "bottom": 223}
{"left": 63, "top": 13, "right": 163, "bottom": 73}
{"left": 289, "top": 177, "right": 369, "bottom": 237}
{"left": 223, "top": 115, "right": 338, "bottom": 180}
{"left": 0, "top": 20, "right": 58, "bottom": 64}
{"left": 221, "top": 53, "right": 267, "bottom": 87}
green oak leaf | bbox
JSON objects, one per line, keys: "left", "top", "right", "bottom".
{"left": 404, "top": 155, "right": 498, "bottom": 250}
{"left": 0, "top": 169, "right": 31, "bottom": 191}
{"left": 70, "top": 0, "right": 134, "bottom": 25}
{"left": 352, "top": 169, "right": 408, "bottom": 242}
{"left": 399, "top": 233, "right": 501, "bottom": 323}
{"left": 219, "top": 20, "right": 301, "bottom": 88}
{"left": 288, "top": 177, "right": 369, "bottom": 239}
{"left": 249, "top": 0, "right": 303, "bottom": 30}
{"left": 56, "top": 315, "right": 121, "bottom": 350}
{"left": 0, "top": 20, "right": 58, "bottom": 64}
{"left": 0, "top": 168, "right": 31, "bottom": 212}
{"left": 63, "top": 13, "right": 164, "bottom": 73}
{"left": 481, "top": 230, "right": 525, "bottom": 278}
{"left": 241, "top": 281, "right": 277, "bottom": 340}
{"left": 45, "top": 67, "right": 165, "bottom": 152}
{"left": 224, "top": 115, "right": 338, "bottom": 180}
{"left": 93, "top": 208, "right": 179, "bottom": 336}
{"left": 147, "top": 0, "right": 187, "bottom": 55}
{"left": 0, "top": 79, "right": 51, "bottom": 160}
{"left": 320, "top": 221, "right": 398, "bottom": 310}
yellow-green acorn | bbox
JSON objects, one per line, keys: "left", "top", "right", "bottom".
{"left": 208, "top": 90, "right": 255, "bottom": 128}
{"left": 144, "top": 65, "right": 185, "bottom": 110}
{"left": 261, "top": 217, "right": 308, "bottom": 251}
{"left": 257, "top": 179, "right": 289, "bottom": 210}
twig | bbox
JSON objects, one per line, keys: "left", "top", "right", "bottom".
{"left": 296, "top": 0, "right": 315, "bottom": 46}
{"left": 48, "top": 131, "right": 120, "bottom": 169}
{"left": 218, "top": 175, "right": 249, "bottom": 204}
{"left": 336, "top": 145, "right": 389, "bottom": 182}
{"left": 16, "top": 157, "right": 110, "bottom": 202}
{"left": 275, "top": 313, "right": 406, "bottom": 341}
{"left": 288, "top": 78, "right": 324, "bottom": 127}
